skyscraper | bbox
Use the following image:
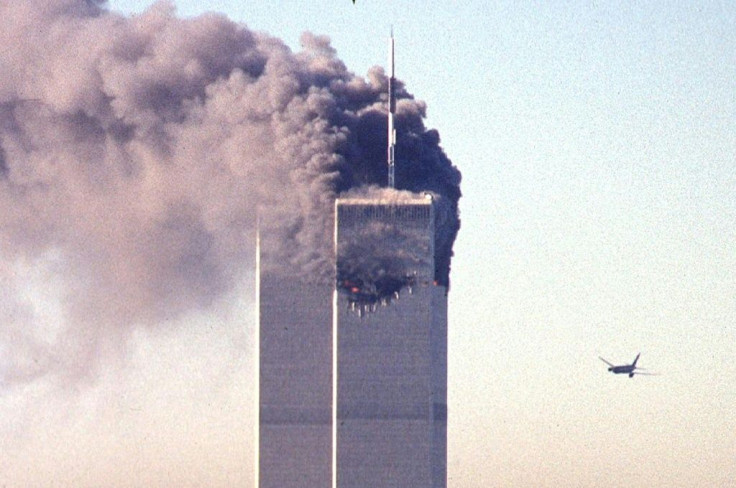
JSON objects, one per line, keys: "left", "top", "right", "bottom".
{"left": 256, "top": 229, "right": 334, "bottom": 487}
{"left": 257, "top": 32, "right": 449, "bottom": 488}
{"left": 256, "top": 194, "right": 447, "bottom": 488}
{"left": 333, "top": 195, "right": 447, "bottom": 488}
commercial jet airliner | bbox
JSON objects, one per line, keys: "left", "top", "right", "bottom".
{"left": 599, "top": 353, "right": 657, "bottom": 378}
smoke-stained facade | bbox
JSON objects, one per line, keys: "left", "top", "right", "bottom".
{"left": 334, "top": 197, "right": 447, "bottom": 488}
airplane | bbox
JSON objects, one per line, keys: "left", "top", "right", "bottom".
{"left": 598, "top": 353, "right": 657, "bottom": 378}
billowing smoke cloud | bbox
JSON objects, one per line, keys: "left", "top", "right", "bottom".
{"left": 0, "top": 0, "right": 460, "bottom": 384}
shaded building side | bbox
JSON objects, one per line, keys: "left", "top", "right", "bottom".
{"left": 257, "top": 265, "right": 333, "bottom": 487}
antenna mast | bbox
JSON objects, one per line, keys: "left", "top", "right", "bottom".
{"left": 387, "top": 29, "right": 396, "bottom": 188}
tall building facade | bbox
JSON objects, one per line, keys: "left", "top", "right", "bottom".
{"left": 256, "top": 236, "right": 333, "bottom": 487}
{"left": 257, "top": 195, "right": 447, "bottom": 488}
{"left": 334, "top": 196, "right": 447, "bottom": 488}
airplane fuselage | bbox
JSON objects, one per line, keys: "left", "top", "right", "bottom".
{"left": 609, "top": 365, "right": 635, "bottom": 375}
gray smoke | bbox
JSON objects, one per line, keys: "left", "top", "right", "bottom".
{"left": 335, "top": 187, "right": 441, "bottom": 311}
{"left": 0, "top": 0, "right": 460, "bottom": 384}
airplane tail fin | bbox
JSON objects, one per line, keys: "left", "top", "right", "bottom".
{"left": 632, "top": 353, "right": 641, "bottom": 367}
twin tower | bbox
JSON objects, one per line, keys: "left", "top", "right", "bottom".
{"left": 256, "top": 35, "right": 447, "bottom": 487}
{"left": 257, "top": 196, "right": 448, "bottom": 487}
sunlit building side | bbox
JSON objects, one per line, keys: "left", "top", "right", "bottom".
{"left": 333, "top": 197, "right": 447, "bottom": 488}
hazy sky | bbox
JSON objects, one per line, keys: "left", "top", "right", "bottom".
{"left": 1, "top": 1, "right": 735, "bottom": 487}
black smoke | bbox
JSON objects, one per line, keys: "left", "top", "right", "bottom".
{"left": 0, "top": 0, "right": 460, "bottom": 383}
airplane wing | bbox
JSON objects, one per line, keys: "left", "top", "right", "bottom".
{"left": 598, "top": 357, "right": 615, "bottom": 367}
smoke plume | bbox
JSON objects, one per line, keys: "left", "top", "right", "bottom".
{"left": 0, "top": 0, "right": 460, "bottom": 384}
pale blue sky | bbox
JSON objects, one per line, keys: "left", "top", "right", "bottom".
{"left": 2, "top": 1, "right": 735, "bottom": 486}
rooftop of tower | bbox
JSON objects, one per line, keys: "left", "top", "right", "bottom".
{"left": 335, "top": 192, "right": 434, "bottom": 206}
